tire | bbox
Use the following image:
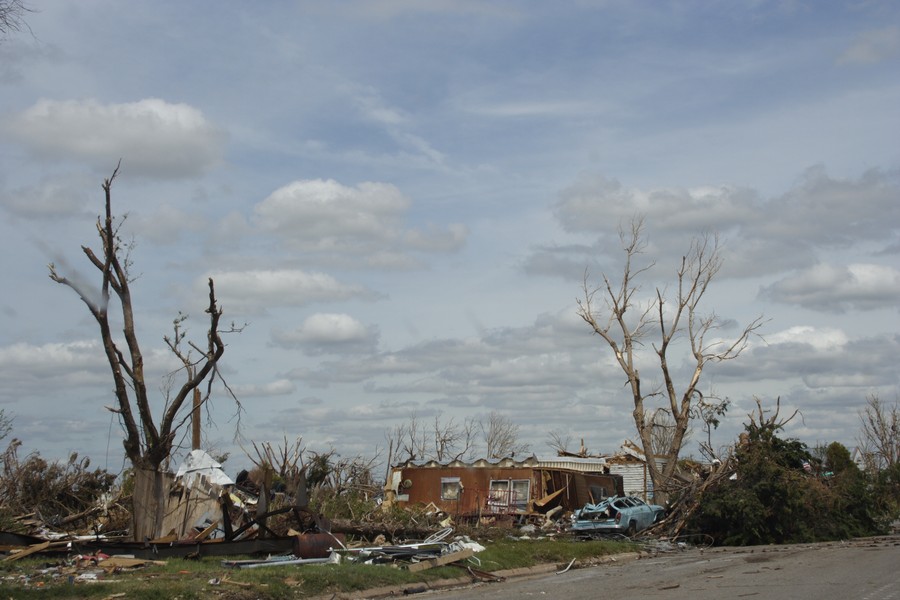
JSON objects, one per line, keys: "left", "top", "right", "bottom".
{"left": 626, "top": 521, "right": 637, "bottom": 537}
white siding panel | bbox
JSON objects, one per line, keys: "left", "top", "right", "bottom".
{"left": 609, "top": 463, "right": 647, "bottom": 498}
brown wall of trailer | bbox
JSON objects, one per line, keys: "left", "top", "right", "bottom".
{"left": 392, "top": 465, "right": 624, "bottom": 517}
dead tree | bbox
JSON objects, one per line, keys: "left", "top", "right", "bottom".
{"left": 482, "top": 411, "right": 529, "bottom": 459}
{"left": 48, "top": 166, "right": 233, "bottom": 539}
{"left": 857, "top": 394, "right": 899, "bottom": 473}
{"left": 385, "top": 412, "right": 477, "bottom": 466}
{"left": 577, "top": 217, "right": 764, "bottom": 502}
{"left": 0, "top": 0, "right": 31, "bottom": 39}
{"left": 0, "top": 408, "right": 11, "bottom": 446}
{"left": 432, "top": 414, "right": 477, "bottom": 462}
{"left": 546, "top": 428, "right": 573, "bottom": 455}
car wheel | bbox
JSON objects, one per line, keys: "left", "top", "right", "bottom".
{"left": 626, "top": 521, "right": 637, "bottom": 537}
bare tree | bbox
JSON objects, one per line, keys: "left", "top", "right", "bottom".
{"left": 482, "top": 411, "right": 530, "bottom": 459}
{"left": 245, "top": 436, "right": 307, "bottom": 499}
{"left": 385, "top": 411, "right": 477, "bottom": 467}
{"left": 0, "top": 409, "right": 10, "bottom": 446}
{"left": 0, "top": 0, "right": 31, "bottom": 39}
{"left": 745, "top": 396, "right": 800, "bottom": 437}
{"left": 431, "top": 413, "right": 478, "bottom": 462}
{"left": 48, "top": 167, "right": 238, "bottom": 538}
{"left": 546, "top": 428, "right": 573, "bottom": 455}
{"left": 577, "top": 217, "right": 764, "bottom": 501}
{"left": 857, "top": 394, "right": 899, "bottom": 473}
{"left": 388, "top": 412, "right": 428, "bottom": 463}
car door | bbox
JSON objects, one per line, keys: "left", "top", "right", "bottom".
{"left": 630, "top": 498, "right": 652, "bottom": 529}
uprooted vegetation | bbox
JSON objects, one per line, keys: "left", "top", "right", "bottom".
{"left": 653, "top": 399, "right": 899, "bottom": 545}
{"left": 0, "top": 439, "right": 124, "bottom": 534}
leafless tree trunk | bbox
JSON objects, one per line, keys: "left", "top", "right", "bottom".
{"left": 857, "top": 394, "right": 899, "bottom": 473}
{"left": 48, "top": 166, "right": 237, "bottom": 539}
{"left": 577, "top": 217, "right": 764, "bottom": 502}
{"left": 481, "top": 411, "right": 529, "bottom": 459}
{"left": 647, "top": 408, "right": 684, "bottom": 460}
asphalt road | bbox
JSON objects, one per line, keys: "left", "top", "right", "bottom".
{"left": 423, "top": 535, "right": 900, "bottom": 600}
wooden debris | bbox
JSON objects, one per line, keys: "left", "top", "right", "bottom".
{"left": 407, "top": 548, "right": 475, "bottom": 573}
{"left": 193, "top": 521, "right": 220, "bottom": 542}
{"left": 100, "top": 556, "right": 167, "bottom": 569}
{"left": 3, "top": 541, "right": 51, "bottom": 562}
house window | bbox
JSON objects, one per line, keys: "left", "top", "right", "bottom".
{"left": 487, "top": 480, "right": 509, "bottom": 512}
{"left": 487, "top": 479, "right": 530, "bottom": 512}
{"left": 589, "top": 485, "right": 608, "bottom": 502}
{"left": 441, "top": 477, "right": 462, "bottom": 500}
{"left": 511, "top": 479, "right": 530, "bottom": 510}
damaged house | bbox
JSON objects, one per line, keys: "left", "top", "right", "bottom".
{"left": 385, "top": 455, "right": 624, "bottom": 521}
{"left": 384, "top": 441, "right": 671, "bottom": 519}
{"left": 604, "top": 440, "right": 670, "bottom": 502}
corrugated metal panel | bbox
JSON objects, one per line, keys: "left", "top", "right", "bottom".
{"left": 398, "top": 456, "right": 542, "bottom": 469}
{"left": 533, "top": 456, "right": 608, "bottom": 473}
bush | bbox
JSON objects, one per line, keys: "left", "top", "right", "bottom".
{"left": 686, "top": 427, "right": 885, "bottom": 545}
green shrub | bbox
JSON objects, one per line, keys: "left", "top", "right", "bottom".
{"left": 687, "top": 428, "right": 885, "bottom": 545}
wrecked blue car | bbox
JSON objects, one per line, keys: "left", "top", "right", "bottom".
{"left": 570, "top": 495, "right": 665, "bottom": 536}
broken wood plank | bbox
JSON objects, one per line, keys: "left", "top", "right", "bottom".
{"left": 407, "top": 548, "right": 475, "bottom": 573}
{"left": 3, "top": 541, "right": 50, "bottom": 562}
{"left": 149, "top": 531, "right": 178, "bottom": 544}
{"left": 101, "top": 557, "right": 167, "bottom": 569}
{"left": 193, "top": 521, "right": 220, "bottom": 542}
{"left": 533, "top": 487, "right": 566, "bottom": 508}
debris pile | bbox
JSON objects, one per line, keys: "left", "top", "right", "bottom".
{"left": 219, "top": 528, "right": 485, "bottom": 572}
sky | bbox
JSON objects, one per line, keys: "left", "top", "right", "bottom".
{"left": 0, "top": 1, "right": 898, "bottom": 477}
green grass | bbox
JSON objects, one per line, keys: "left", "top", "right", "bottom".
{"left": 0, "top": 538, "right": 637, "bottom": 599}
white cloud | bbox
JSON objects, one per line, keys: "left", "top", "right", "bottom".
{"left": 3, "top": 99, "right": 226, "bottom": 177}
{"left": 231, "top": 379, "right": 296, "bottom": 397}
{"left": 253, "top": 179, "right": 467, "bottom": 265}
{"left": 403, "top": 223, "right": 468, "bottom": 252}
{"left": 536, "top": 168, "right": 900, "bottom": 281}
{"left": 0, "top": 340, "right": 105, "bottom": 373}
{"left": 255, "top": 179, "right": 409, "bottom": 241}
{"left": 760, "top": 263, "right": 900, "bottom": 313}
{"left": 838, "top": 26, "right": 900, "bottom": 65}
{"left": 754, "top": 166, "right": 900, "bottom": 247}
{"left": 764, "top": 325, "right": 849, "bottom": 351}
{"left": 207, "top": 269, "right": 376, "bottom": 314}
{"left": 272, "top": 312, "right": 379, "bottom": 355}
{"left": 2, "top": 174, "right": 94, "bottom": 220}
{"left": 464, "top": 100, "right": 597, "bottom": 118}
{"left": 132, "top": 204, "right": 205, "bottom": 245}
{"left": 349, "top": 0, "right": 517, "bottom": 20}
{"left": 3, "top": 0, "right": 899, "bottom": 465}
{"left": 284, "top": 313, "right": 366, "bottom": 342}
{"left": 553, "top": 175, "right": 763, "bottom": 237}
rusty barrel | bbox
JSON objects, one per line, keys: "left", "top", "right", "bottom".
{"left": 293, "top": 533, "right": 346, "bottom": 558}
